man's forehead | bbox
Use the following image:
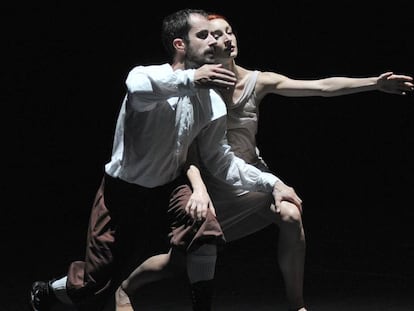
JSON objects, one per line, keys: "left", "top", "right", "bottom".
{"left": 189, "top": 14, "right": 209, "bottom": 32}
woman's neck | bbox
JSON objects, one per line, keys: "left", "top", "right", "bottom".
{"left": 218, "top": 61, "right": 238, "bottom": 105}
{"left": 222, "top": 59, "right": 236, "bottom": 73}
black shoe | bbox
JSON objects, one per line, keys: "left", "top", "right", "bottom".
{"left": 29, "top": 280, "right": 57, "bottom": 311}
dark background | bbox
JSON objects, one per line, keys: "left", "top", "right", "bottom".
{"left": 4, "top": 1, "right": 414, "bottom": 310}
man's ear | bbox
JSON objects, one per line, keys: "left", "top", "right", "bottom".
{"left": 173, "top": 38, "right": 185, "bottom": 52}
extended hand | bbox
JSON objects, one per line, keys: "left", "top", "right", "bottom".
{"left": 377, "top": 72, "right": 414, "bottom": 95}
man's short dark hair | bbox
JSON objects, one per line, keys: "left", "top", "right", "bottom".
{"left": 161, "top": 9, "right": 208, "bottom": 57}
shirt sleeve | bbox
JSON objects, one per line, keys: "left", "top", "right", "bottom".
{"left": 125, "top": 64, "right": 196, "bottom": 112}
{"left": 196, "top": 116, "right": 280, "bottom": 193}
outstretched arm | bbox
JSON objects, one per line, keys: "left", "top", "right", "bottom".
{"left": 257, "top": 71, "right": 414, "bottom": 98}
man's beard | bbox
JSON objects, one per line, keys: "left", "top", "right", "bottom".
{"left": 185, "top": 49, "right": 215, "bottom": 69}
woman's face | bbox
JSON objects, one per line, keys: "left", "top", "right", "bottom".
{"left": 209, "top": 18, "right": 238, "bottom": 65}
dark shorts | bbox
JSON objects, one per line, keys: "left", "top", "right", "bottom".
{"left": 168, "top": 184, "right": 225, "bottom": 252}
{"left": 66, "top": 173, "right": 224, "bottom": 310}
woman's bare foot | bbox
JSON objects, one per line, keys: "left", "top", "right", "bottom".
{"left": 115, "top": 286, "right": 133, "bottom": 311}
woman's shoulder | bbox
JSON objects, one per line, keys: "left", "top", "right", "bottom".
{"left": 235, "top": 64, "right": 256, "bottom": 77}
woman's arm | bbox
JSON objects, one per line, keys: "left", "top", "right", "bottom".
{"left": 186, "top": 164, "right": 216, "bottom": 219}
{"left": 257, "top": 71, "right": 414, "bottom": 98}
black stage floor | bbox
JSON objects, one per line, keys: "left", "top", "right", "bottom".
{"left": 3, "top": 224, "right": 413, "bottom": 311}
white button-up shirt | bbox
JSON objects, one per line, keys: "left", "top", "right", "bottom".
{"left": 105, "top": 63, "right": 278, "bottom": 192}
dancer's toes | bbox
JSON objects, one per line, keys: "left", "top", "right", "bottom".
{"left": 115, "top": 286, "right": 133, "bottom": 311}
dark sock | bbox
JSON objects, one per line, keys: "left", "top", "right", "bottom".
{"left": 189, "top": 279, "right": 214, "bottom": 311}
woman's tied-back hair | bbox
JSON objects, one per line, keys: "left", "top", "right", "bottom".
{"left": 207, "top": 13, "right": 227, "bottom": 21}
{"left": 161, "top": 8, "right": 209, "bottom": 58}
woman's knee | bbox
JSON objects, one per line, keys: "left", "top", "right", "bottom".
{"left": 279, "top": 201, "right": 302, "bottom": 225}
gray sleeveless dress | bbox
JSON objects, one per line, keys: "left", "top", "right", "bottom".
{"left": 202, "top": 70, "right": 276, "bottom": 241}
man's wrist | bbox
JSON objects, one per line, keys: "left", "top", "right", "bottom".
{"left": 273, "top": 178, "right": 282, "bottom": 190}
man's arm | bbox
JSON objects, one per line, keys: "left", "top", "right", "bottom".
{"left": 196, "top": 114, "right": 302, "bottom": 213}
{"left": 126, "top": 63, "right": 236, "bottom": 112}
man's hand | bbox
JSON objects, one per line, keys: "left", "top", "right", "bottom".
{"left": 194, "top": 64, "right": 236, "bottom": 89}
{"left": 272, "top": 181, "right": 303, "bottom": 214}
